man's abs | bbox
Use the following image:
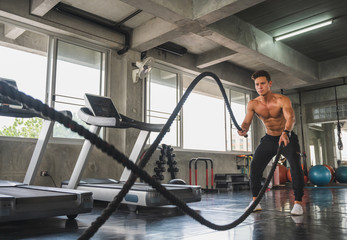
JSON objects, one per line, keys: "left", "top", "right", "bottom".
{"left": 259, "top": 116, "right": 286, "bottom": 136}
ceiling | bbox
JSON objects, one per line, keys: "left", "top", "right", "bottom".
{"left": 236, "top": 0, "right": 347, "bottom": 62}
{"left": 7, "top": 0, "right": 347, "bottom": 91}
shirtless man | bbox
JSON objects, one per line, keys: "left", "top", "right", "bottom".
{"left": 238, "top": 70, "right": 304, "bottom": 215}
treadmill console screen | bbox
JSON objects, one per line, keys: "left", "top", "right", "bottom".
{"left": 0, "top": 78, "right": 23, "bottom": 108}
{"left": 84, "top": 94, "right": 122, "bottom": 119}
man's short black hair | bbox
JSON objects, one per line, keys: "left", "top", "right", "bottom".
{"left": 251, "top": 70, "right": 271, "bottom": 82}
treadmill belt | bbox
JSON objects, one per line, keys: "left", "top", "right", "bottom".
{"left": 0, "top": 187, "right": 77, "bottom": 204}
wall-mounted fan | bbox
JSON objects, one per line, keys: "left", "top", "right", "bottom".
{"left": 132, "top": 57, "right": 154, "bottom": 83}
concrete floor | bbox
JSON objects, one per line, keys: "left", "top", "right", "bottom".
{"left": 1, "top": 186, "right": 347, "bottom": 240}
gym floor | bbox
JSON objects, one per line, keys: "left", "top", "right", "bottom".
{"left": 1, "top": 186, "right": 347, "bottom": 240}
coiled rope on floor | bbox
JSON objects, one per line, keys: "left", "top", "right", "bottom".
{"left": 0, "top": 72, "right": 283, "bottom": 239}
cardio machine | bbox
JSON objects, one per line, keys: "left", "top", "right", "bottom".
{"left": 62, "top": 93, "right": 201, "bottom": 208}
{"left": 0, "top": 78, "right": 93, "bottom": 222}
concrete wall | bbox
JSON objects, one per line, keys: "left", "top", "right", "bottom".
{"left": 299, "top": 84, "right": 347, "bottom": 168}
{"left": 0, "top": 138, "right": 121, "bottom": 186}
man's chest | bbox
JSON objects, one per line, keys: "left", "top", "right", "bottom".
{"left": 254, "top": 102, "right": 283, "bottom": 119}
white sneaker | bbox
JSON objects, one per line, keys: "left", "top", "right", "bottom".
{"left": 291, "top": 204, "right": 303, "bottom": 215}
{"left": 246, "top": 201, "right": 262, "bottom": 212}
{"left": 291, "top": 215, "right": 304, "bottom": 225}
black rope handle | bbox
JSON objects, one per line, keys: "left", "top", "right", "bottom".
{"left": 0, "top": 73, "right": 282, "bottom": 239}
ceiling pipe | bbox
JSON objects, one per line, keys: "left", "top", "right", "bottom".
{"left": 55, "top": 3, "right": 137, "bottom": 55}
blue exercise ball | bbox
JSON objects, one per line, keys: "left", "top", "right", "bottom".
{"left": 309, "top": 165, "right": 331, "bottom": 186}
{"left": 335, "top": 166, "right": 347, "bottom": 183}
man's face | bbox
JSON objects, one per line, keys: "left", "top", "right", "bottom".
{"left": 254, "top": 76, "right": 272, "bottom": 96}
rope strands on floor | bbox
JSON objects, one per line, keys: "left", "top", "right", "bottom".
{"left": 0, "top": 73, "right": 283, "bottom": 239}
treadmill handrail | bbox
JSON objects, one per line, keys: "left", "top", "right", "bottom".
{"left": 78, "top": 107, "right": 165, "bottom": 132}
{"left": 118, "top": 114, "right": 164, "bottom": 132}
{"left": 0, "top": 105, "right": 72, "bottom": 119}
{"left": 0, "top": 105, "right": 41, "bottom": 118}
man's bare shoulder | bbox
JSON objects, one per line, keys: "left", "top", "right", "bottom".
{"left": 247, "top": 98, "right": 263, "bottom": 112}
{"left": 248, "top": 98, "right": 260, "bottom": 107}
{"left": 272, "top": 93, "right": 290, "bottom": 99}
{"left": 273, "top": 93, "right": 291, "bottom": 103}
{"left": 250, "top": 96, "right": 262, "bottom": 103}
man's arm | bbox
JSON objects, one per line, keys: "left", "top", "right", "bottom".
{"left": 280, "top": 96, "right": 296, "bottom": 146}
{"left": 282, "top": 96, "right": 295, "bottom": 131}
{"left": 238, "top": 100, "right": 255, "bottom": 136}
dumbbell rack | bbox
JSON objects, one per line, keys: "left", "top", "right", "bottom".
{"left": 152, "top": 145, "right": 166, "bottom": 181}
{"left": 152, "top": 144, "right": 179, "bottom": 182}
{"left": 166, "top": 145, "right": 179, "bottom": 180}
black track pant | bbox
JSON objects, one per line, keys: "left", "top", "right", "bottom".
{"left": 250, "top": 132, "right": 304, "bottom": 201}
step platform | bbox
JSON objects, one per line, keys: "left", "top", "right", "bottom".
{"left": 215, "top": 173, "right": 250, "bottom": 191}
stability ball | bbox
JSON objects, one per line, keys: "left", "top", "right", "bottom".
{"left": 335, "top": 166, "right": 347, "bottom": 183}
{"left": 309, "top": 165, "right": 331, "bottom": 186}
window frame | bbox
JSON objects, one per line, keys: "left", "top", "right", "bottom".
{"left": 145, "top": 63, "right": 253, "bottom": 153}
{"left": 47, "top": 36, "right": 109, "bottom": 142}
{"left": 145, "top": 65, "right": 180, "bottom": 146}
{"left": 0, "top": 21, "right": 110, "bottom": 142}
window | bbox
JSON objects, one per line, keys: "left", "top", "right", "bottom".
{"left": 0, "top": 28, "right": 48, "bottom": 138}
{"left": 182, "top": 74, "right": 226, "bottom": 151}
{"left": 0, "top": 20, "right": 107, "bottom": 140}
{"left": 229, "top": 90, "right": 252, "bottom": 151}
{"left": 312, "top": 103, "right": 347, "bottom": 122}
{"left": 146, "top": 65, "right": 252, "bottom": 152}
{"left": 146, "top": 68, "right": 179, "bottom": 146}
{"left": 49, "top": 39, "right": 106, "bottom": 139}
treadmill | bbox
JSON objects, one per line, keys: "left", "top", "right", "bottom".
{"left": 62, "top": 93, "right": 201, "bottom": 207}
{"left": 0, "top": 78, "right": 93, "bottom": 222}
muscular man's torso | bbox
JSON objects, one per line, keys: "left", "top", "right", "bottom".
{"left": 250, "top": 93, "right": 286, "bottom": 136}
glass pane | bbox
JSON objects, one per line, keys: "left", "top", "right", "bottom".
{"left": 147, "top": 68, "right": 178, "bottom": 146}
{"left": 232, "top": 128, "right": 248, "bottom": 151}
{"left": 313, "top": 108, "right": 319, "bottom": 120}
{"left": 53, "top": 40, "right": 105, "bottom": 138}
{"left": 229, "top": 90, "right": 252, "bottom": 151}
{"left": 53, "top": 102, "right": 89, "bottom": 139}
{"left": 0, "top": 46, "right": 47, "bottom": 101}
{"left": 325, "top": 106, "right": 331, "bottom": 119}
{"left": 0, "top": 34, "right": 47, "bottom": 138}
{"left": 343, "top": 104, "right": 347, "bottom": 117}
{"left": 148, "top": 116, "right": 178, "bottom": 146}
{"left": 55, "top": 40, "right": 102, "bottom": 100}
{"left": 0, "top": 117, "right": 43, "bottom": 138}
{"left": 182, "top": 75, "right": 226, "bottom": 151}
{"left": 183, "top": 92, "right": 225, "bottom": 151}
{"left": 319, "top": 108, "right": 325, "bottom": 119}
{"left": 148, "top": 68, "right": 177, "bottom": 114}
{"left": 230, "top": 89, "right": 246, "bottom": 124}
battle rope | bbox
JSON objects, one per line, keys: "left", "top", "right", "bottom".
{"left": 298, "top": 91, "right": 308, "bottom": 176}
{"left": 0, "top": 72, "right": 283, "bottom": 239}
{"left": 335, "top": 86, "right": 343, "bottom": 151}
